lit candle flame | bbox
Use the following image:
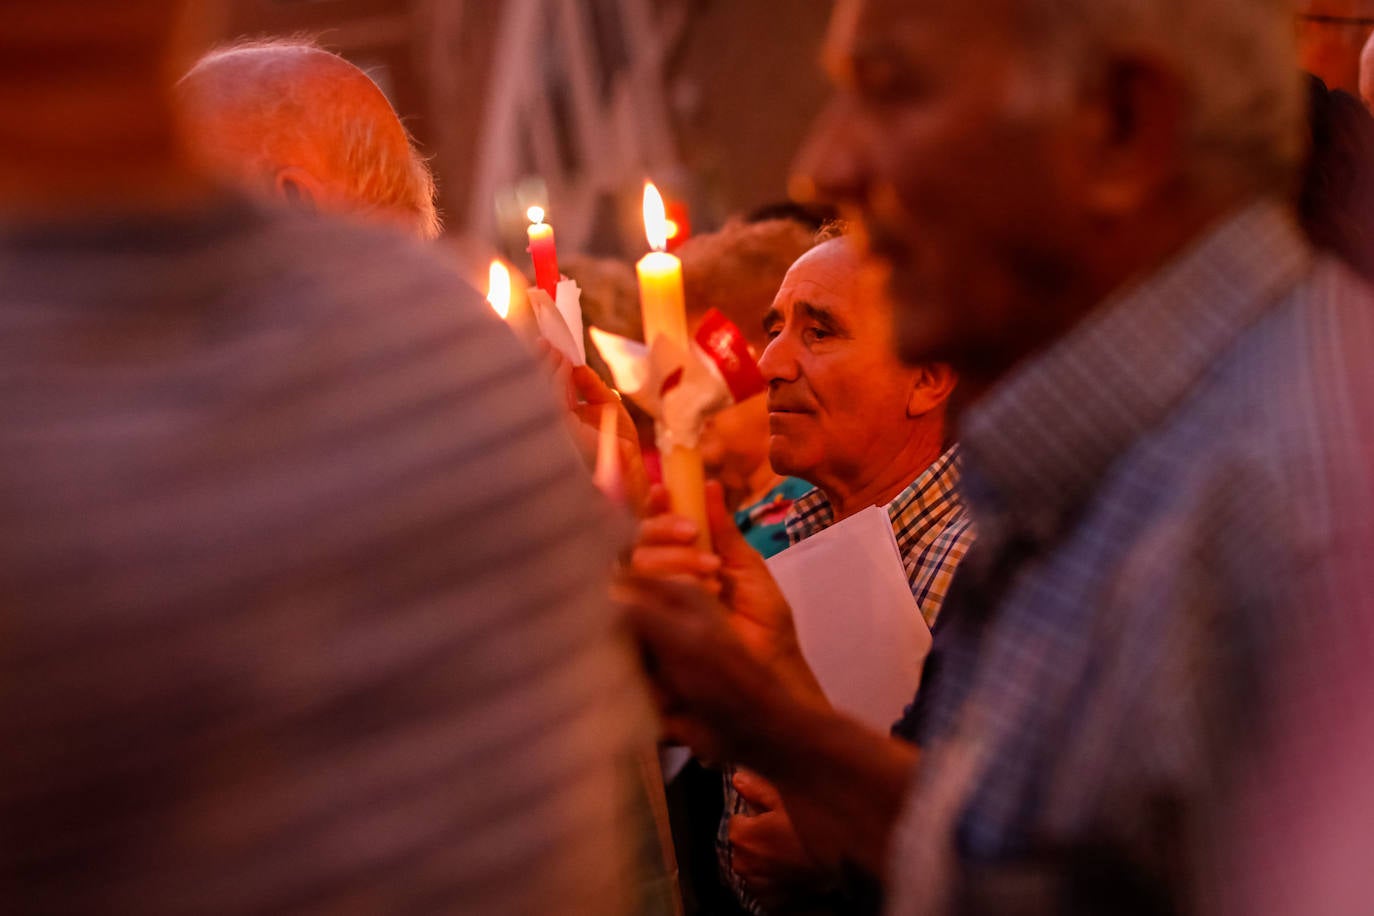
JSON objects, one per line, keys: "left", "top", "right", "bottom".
{"left": 643, "top": 182, "right": 668, "bottom": 252}
{"left": 527, "top": 205, "right": 545, "bottom": 226}
{"left": 487, "top": 260, "right": 512, "bottom": 319}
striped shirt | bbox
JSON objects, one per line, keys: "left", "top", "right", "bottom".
{"left": 887, "top": 201, "right": 1374, "bottom": 915}
{"left": 0, "top": 199, "right": 647, "bottom": 915}
{"left": 722, "top": 446, "right": 975, "bottom": 914}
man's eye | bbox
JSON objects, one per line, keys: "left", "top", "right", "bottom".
{"left": 804, "top": 327, "right": 831, "bottom": 344}
{"left": 765, "top": 327, "right": 781, "bottom": 342}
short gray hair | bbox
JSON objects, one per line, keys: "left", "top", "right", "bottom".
{"left": 184, "top": 38, "right": 442, "bottom": 239}
{"left": 336, "top": 112, "right": 442, "bottom": 240}
{"left": 1015, "top": 0, "right": 1306, "bottom": 190}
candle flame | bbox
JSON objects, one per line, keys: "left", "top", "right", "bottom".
{"left": 527, "top": 205, "right": 545, "bottom": 226}
{"left": 643, "top": 182, "right": 668, "bottom": 252}
{"left": 486, "top": 260, "right": 512, "bottom": 319}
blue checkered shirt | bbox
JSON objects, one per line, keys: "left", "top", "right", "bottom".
{"left": 723, "top": 446, "right": 976, "bottom": 913}
{"left": 887, "top": 201, "right": 1374, "bottom": 915}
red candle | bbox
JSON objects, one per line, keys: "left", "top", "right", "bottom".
{"left": 526, "top": 206, "right": 560, "bottom": 299}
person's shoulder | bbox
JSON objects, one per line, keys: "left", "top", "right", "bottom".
{"left": 1160, "top": 255, "right": 1374, "bottom": 547}
{"left": 216, "top": 208, "right": 513, "bottom": 371}
{"left": 241, "top": 209, "right": 481, "bottom": 312}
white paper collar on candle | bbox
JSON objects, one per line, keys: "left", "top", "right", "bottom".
{"left": 589, "top": 326, "right": 733, "bottom": 452}
{"left": 527, "top": 277, "right": 585, "bottom": 365}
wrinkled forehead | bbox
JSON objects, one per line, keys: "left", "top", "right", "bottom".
{"left": 774, "top": 240, "right": 882, "bottom": 317}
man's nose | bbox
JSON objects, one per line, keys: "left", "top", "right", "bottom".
{"left": 790, "top": 96, "right": 867, "bottom": 208}
{"left": 757, "top": 333, "right": 800, "bottom": 383}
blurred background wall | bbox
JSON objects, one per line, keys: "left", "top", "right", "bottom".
{"left": 218, "top": 0, "right": 830, "bottom": 263}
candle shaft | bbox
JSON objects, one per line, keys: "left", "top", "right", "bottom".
{"left": 661, "top": 444, "right": 709, "bottom": 549}
{"left": 636, "top": 249, "right": 708, "bottom": 549}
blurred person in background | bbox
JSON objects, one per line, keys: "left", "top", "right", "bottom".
{"left": 178, "top": 39, "right": 441, "bottom": 239}
{"left": 744, "top": 200, "right": 840, "bottom": 235}
{"left": 622, "top": 0, "right": 1374, "bottom": 914}
{"left": 0, "top": 2, "right": 643, "bottom": 913}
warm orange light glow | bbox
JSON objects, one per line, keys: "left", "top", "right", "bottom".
{"left": 487, "top": 260, "right": 512, "bottom": 319}
{"left": 643, "top": 182, "right": 668, "bottom": 252}
{"left": 527, "top": 205, "right": 546, "bottom": 225}
{"left": 665, "top": 219, "right": 680, "bottom": 240}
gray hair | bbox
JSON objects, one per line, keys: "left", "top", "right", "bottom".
{"left": 337, "top": 113, "right": 442, "bottom": 240}
{"left": 184, "top": 38, "right": 442, "bottom": 239}
{"left": 1015, "top": 0, "right": 1306, "bottom": 190}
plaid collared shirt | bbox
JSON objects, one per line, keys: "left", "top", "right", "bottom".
{"left": 785, "top": 445, "right": 974, "bottom": 629}
{"left": 722, "top": 446, "right": 975, "bottom": 914}
{"left": 887, "top": 201, "right": 1374, "bottom": 915}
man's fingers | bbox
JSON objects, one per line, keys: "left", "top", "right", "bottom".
{"left": 570, "top": 364, "right": 618, "bottom": 404}
{"left": 630, "top": 545, "right": 721, "bottom": 578}
{"left": 727, "top": 809, "right": 770, "bottom": 850}
{"left": 706, "top": 479, "right": 767, "bottom": 572}
{"left": 732, "top": 768, "right": 782, "bottom": 811}
{"left": 705, "top": 479, "right": 741, "bottom": 547}
{"left": 538, "top": 342, "right": 576, "bottom": 410}
{"left": 637, "top": 513, "right": 705, "bottom": 546}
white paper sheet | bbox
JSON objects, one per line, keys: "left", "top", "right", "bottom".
{"left": 766, "top": 506, "right": 931, "bottom": 731}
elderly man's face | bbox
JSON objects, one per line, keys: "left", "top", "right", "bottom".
{"left": 796, "top": 0, "right": 1090, "bottom": 376}
{"left": 757, "top": 239, "right": 923, "bottom": 485}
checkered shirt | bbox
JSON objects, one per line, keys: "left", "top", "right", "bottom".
{"left": 723, "top": 446, "right": 975, "bottom": 913}
{"left": 886, "top": 200, "right": 1374, "bottom": 915}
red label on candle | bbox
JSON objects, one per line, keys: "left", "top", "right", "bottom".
{"left": 694, "top": 308, "right": 766, "bottom": 403}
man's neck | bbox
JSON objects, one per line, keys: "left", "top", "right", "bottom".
{"left": 821, "top": 425, "right": 946, "bottom": 523}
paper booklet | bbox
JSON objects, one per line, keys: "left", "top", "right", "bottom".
{"left": 765, "top": 505, "right": 932, "bottom": 731}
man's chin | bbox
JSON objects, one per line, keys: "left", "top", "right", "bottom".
{"left": 767, "top": 439, "right": 804, "bottom": 481}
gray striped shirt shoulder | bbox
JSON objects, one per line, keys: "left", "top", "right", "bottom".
{"left": 0, "top": 202, "right": 646, "bottom": 915}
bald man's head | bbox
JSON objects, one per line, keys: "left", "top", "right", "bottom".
{"left": 179, "top": 40, "right": 440, "bottom": 239}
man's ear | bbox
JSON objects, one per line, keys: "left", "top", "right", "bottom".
{"left": 1077, "top": 56, "right": 1187, "bottom": 216}
{"left": 273, "top": 166, "right": 326, "bottom": 213}
{"left": 907, "top": 363, "right": 957, "bottom": 418}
